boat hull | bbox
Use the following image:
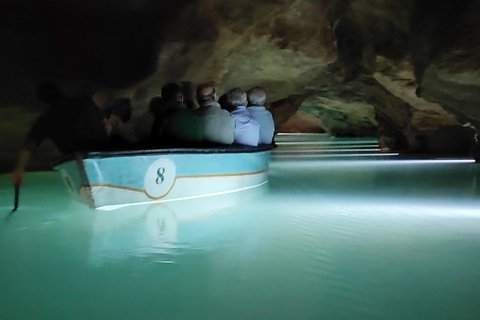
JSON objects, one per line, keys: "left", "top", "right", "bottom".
{"left": 55, "top": 146, "right": 271, "bottom": 210}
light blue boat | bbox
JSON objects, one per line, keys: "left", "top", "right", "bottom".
{"left": 54, "top": 145, "right": 272, "bottom": 210}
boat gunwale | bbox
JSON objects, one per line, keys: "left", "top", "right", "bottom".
{"left": 53, "top": 144, "right": 274, "bottom": 167}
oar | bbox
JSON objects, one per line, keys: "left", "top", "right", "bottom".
{"left": 12, "top": 185, "right": 19, "bottom": 212}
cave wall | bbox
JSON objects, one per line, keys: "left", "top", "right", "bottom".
{"left": 134, "top": 0, "right": 480, "bottom": 154}
{"left": 1, "top": 0, "right": 480, "bottom": 171}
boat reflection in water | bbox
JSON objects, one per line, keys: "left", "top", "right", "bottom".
{"left": 88, "top": 183, "right": 268, "bottom": 266}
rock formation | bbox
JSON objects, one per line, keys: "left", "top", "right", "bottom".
{"left": 1, "top": 0, "right": 479, "bottom": 171}
{"left": 130, "top": 0, "right": 480, "bottom": 154}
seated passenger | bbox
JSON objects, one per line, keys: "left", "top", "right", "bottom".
{"left": 104, "top": 98, "right": 138, "bottom": 147}
{"left": 247, "top": 86, "right": 275, "bottom": 145}
{"left": 195, "top": 83, "right": 234, "bottom": 145}
{"left": 224, "top": 87, "right": 260, "bottom": 147}
{"left": 92, "top": 89, "right": 115, "bottom": 119}
{"left": 180, "top": 81, "right": 197, "bottom": 111}
{"left": 151, "top": 83, "right": 204, "bottom": 145}
{"left": 13, "top": 83, "right": 109, "bottom": 187}
{"left": 135, "top": 96, "right": 163, "bottom": 143}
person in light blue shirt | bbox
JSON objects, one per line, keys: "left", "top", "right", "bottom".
{"left": 224, "top": 87, "right": 260, "bottom": 147}
{"left": 247, "top": 86, "right": 275, "bottom": 145}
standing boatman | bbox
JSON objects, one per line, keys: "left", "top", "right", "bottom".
{"left": 12, "top": 83, "right": 109, "bottom": 202}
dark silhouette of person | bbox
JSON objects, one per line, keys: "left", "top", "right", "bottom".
{"left": 12, "top": 82, "right": 109, "bottom": 188}
{"left": 150, "top": 83, "right": 204, "bottom": 146}
{"left": 135, "top": 96, "right": 163, "bottom": 144}
{"left": 104, "top": 98, "right": 138, "bottom": 148}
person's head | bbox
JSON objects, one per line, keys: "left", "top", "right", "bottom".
{"left": 196, "top": 82, "right": 217, "bottom": 106}
{"left": 36, "top": 82, "right": 63, "bottom": 104}
{"left": 92, "top": 89, "right": 115, "bottom": 118}
{"left": 218, "top": 93, "right": 231, "bottom": 111}
{"left": 161, "top": 83, "right": 184, "bottom": 104}
{"left": 180, "top": 81, "right": 196, "bottom": 110}
{"left": 224, "top": 87, "right": 247, "bottom": 111}
{"left": 92, "top": 90, "right": 114, "bottom": 108}
{"left": 111, "top": 98, "right": 132, "bottom": 123}
{"left": 247, "top": 86, "right": 266, "bottom": 106}
{"left": 148, "top": 96, "right": 164, "bottom": 116}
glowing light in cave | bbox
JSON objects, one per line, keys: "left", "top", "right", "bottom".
{"left": 273, "top": 153, "right": 400, "bottom": 158}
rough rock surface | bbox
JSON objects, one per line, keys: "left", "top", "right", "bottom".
{"left": 1, "top": 0, "right": 480, "bottom": 171}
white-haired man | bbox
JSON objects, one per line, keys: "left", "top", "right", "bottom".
{"left": 247, "top": 86, "right": 274, "bottom": 145}
{"left": 224, "top": 87, "right": 260, "bottom": 147}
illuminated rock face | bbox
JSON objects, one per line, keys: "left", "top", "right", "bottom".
{"left": 1, "top": 0, "right": 480, "bottom": 170}
{"left": 135, "top": 0, "right": 480, "bottom": 154}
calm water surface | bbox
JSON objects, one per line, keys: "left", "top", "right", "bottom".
{"left": 1, "top": 158, "right": 480, "bottom": 320}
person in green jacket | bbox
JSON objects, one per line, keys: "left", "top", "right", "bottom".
{"left": 151, "top": 83, "right": 204, "bottom": 146}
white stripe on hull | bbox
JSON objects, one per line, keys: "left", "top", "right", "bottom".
{"left": 90, "top": 172, "right": 269, "bottom": 210}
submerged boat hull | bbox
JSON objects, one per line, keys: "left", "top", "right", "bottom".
{"left": 55, "top": 146, "right": 271, "bottom": 210}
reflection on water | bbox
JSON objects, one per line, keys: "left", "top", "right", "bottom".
{"left": 1, "top": 161, "right": 480, "bottom": 320}
{"left": 269, "top": 159, "right": 480, "bottom": 201}
{"left": 89, "top": 186, "right": 267, "bottom": 266}
{"left": 475, "top": 169, "right": 480, "bottom": 195}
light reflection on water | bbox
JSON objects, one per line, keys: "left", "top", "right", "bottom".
{"left": 1, "top": 159, "right": 480, "bottom": 320}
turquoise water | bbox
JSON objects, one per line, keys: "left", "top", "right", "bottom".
{"left": 1, "top": 157, "right": 480, "bottom": 320}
